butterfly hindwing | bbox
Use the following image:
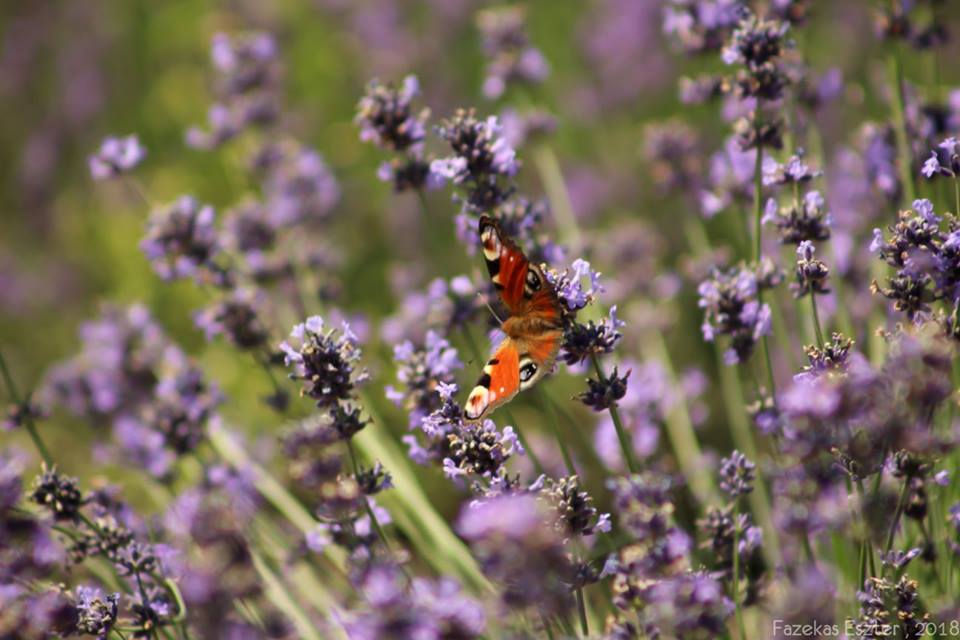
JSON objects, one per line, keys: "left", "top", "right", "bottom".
{"left": 464, "top": 338, "right": 520, "bottom": 420}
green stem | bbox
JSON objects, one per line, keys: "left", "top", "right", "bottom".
{"left": 642, "top": 331, "right": 716, "bottom": 504}
{"left": 541, "top": 613, "right": 557, "bottom": 640}
{"left": 810, "top": 292, "right": 825, "bottom": 348}
{"left": 888, "top": 45, "right": 917, "bottom": 204}
{"left": 732, "top": 501, "right": 745, "bottom": 640}
{"left": 759, "top": 334, "right": 777, "bottom": 398}
{"left": 748, "top": 127, "right": 777, "bottom": 399}
{"left": 575, "top": 586, "right": 589, "bottom": 637}
{"left": 753, "top": 140, "right": 763, "bottom": 263}
{"left": 884, "top": 479, "right": 911, "bottom": 558}
{"left": 502, "top": 408, "right": 546, "bottom": 475}
{"left": 590, "top": 354, "right": 639, "bottom": 474}
{"left": 0, "top": 349, "right": 53, "bottom": 466}
{"left": 540, "top": 400, "right": 576, "bottom": 476}
{"left": 346, "top": 437, "right": 393, "bottom": 555}
{"left": 954, "top": 177, "right": 959, "bottom": 216}
{"left": 538, "top": 389, "right": 608, "bottom": 473}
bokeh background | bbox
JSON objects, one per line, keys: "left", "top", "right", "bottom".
{"left": 2, "top": 0, "right": 960, "bottom": 527}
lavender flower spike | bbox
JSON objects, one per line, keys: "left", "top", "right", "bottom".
{"left": 280, "top": 315, "right": 369, "bottom": 408}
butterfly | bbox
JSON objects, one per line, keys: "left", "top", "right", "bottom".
{"left": 463, "top": 215, "right": 565, "bottom": 420}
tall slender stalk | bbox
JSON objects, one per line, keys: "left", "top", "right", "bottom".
{"left": 732, "top": 500, "right": 746, "bottom": 640}
{"left": 0, "top": 350, "right": 52, "bottom": 467}
{"left": 346, "top": 437, "right": 393, "bottom": 555}
{"left": 888, "top": 45, "right": 917, "bottom": 204}
{"left": 884, "top": 479, "right": 911, "bottom": 557}
{"left": 809, "top": 292, "right": 825, "bottom": 348}
{"left": 753, "top": 140, "right": 764, "bottom": 263}
{"left": 590, "top": 354, "right": 639, "bottom": 474}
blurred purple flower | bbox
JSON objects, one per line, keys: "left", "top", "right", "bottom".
{"left": 356, "top": 74, "right": 427, "bottom": 152}
{"left": 475, "top": 6, "right": 549, "bottom": 99}
{"left": 458, "top": 493, "right": 573, "bottom": 614}
{"left": 88, "top": 134, "right": 145, "bottom": 180}
{"left": 140, "top": 196, "right": 227, "bottom": 285}
{"left": 386, "top": 330, "right": 462, "bottom": 427}
{"left": 263, "top": 142, "right": 340, "bottom": 226}
{"left": 194, "top": 288, "right": 269, "bottom": 350}
{"left": 698, "top": 263, "right": 776, "bottom": 364}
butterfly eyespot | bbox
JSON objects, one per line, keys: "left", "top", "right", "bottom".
{"left": 525, "top": 268, "right": 542, "bottom": 292}
{"left": 519, "top": 361, "right": 538, "bottom": 383}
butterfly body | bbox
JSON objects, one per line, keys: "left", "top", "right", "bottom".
{"left": 463, "top": 216, "right": 564, "bottom": 421}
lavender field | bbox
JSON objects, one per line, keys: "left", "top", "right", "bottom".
{"left": 3, "top": 1, "right": 960, "bottom": 638}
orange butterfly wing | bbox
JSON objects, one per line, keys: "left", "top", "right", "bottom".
{"left": 464, "top": 216, "right": 564, "bottom": 420}
{"left": 464, "top": 338, "right": 520, "bottom": 420}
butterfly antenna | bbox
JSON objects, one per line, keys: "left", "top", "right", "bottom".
{"left": 477, "top": 292, "right": 505, "bottom": 326}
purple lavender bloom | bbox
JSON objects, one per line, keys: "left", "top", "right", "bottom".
{"left": 797, "top": 332, "right": 855, "bottom": 381}
{"left": 560, "top": 305, "right": 624, "bottom": 365}
{"left": 663, "top": 0, "right": 742, "bottom": 55}
{"left": 112, "top": 415, "right": 177, "bottom": 479}
{"left": 545, "top": 258, "right": 603, "bottom": 312}
{"left": 763, "top": 189, "right": 831, "bottom": 245}
{"left": 381, "top": 274, "right": 485, "bottom": 344}
{"left": 608, "top": 472, "right": 677, "bottom": 540}
{"left": 443, "top": 418, "right": 523, "bottom": 483}
{"left": 194, "top": 288, "right": 269, "bottom": 350}
{"left": 860, "top": 123, "right": 902, "bottom": 201}
{"left": 699, "top": 136, "right": 760, "bottom": 218}
{"left": 345, "top": 565, "right": 486, "bottom": 639}
{"left": 280, "top": 316, "right": 369, "bottom": 409}
{"left": 719, "top": 450, "right": 756, "bottom": 497}
{"left": 644, "top": 120, "right": 704, "bottom": 195}
{"left": 88, "top": 134, "right": 146, "bottom": 180}
{"left": 356, "top": 75, "right": 427, "bottom": 152}
{"left": 792, "top": 240, "right": 830, "bottom": 298}
{"left": 721, "top": 10, "right": 791, "bottom": 102}
{"left": 377, "top": 157, "right": 445, "bottom": 193}
{"left": 762, "top": 153, "right": 820, "bottom": 186}
{"left": 538, "top": 475, "right": 611, "bottom": 538}
{"left": 577, "top": 366, "right": 630, "bottom": 411}
{"left": 186, "top": 32, "right": 280, "bottom": 149}
{"left": 432, "top": 109, "right": 518, "bottom": 212}
{"left": 770, "top": 568, "right": 837, "bottom": 639}
{"left": 185, "top": 104, "right": 242, "bottom": 150}
{"left": 499, "top": 108, "right": 556, "bottom": 149}
{"left": 44, "top": 304, "right": 168, "bottom": 420}
{"left": 857, "top": 575, "right": 927, "bottom": 640}
{"left": 475, "top": 6, "right": 549, "bottom": 99}
{"left": 140, "top": 196, "right": 227, "bottom": 285}
{"left": 30, "top": 464, "right": 85, "bottom": 521}
{"left": 434, "top": 112, "right": 518, "bottom": 181}
{"left": 210, "top": 31, "right": 278, "bottom": 94}
{"left": 74, "top": 585, "right": 119, "bottom": 638}
{"left": 920, "top": 136, "right": 960, "bottom": 179}
{"left": 222, "top": 199, "right": 276, "bottom": 255}
{"left": 642, "top": 571, "right": 733, "bottom": 639}
{"left": 698, "top": 263, "right": 775, "bottom": 364}
{"left": 870, "top": 200, "right": 957, "bottom": 317}
{"left": 458, "top": 493, "right": 573, "bottom": 614}
{"left": 262, "top": 142, "right": 340, "bottom": 226}
{"left": 143, "top": 354, "right": 223, "bottom": 454}
{"left": 386, "top": 330, "right": 463, "bottom": 427}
